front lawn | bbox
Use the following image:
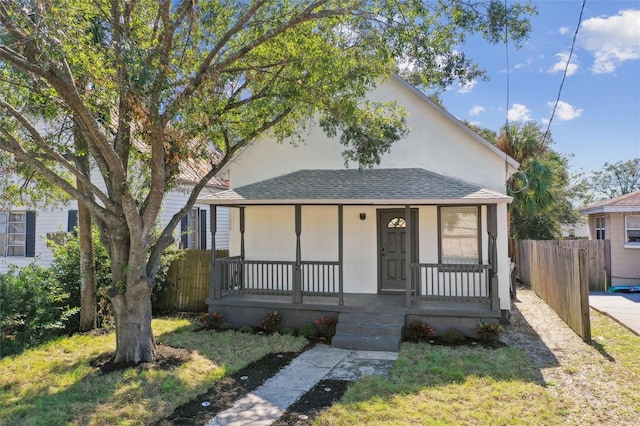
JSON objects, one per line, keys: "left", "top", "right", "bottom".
{"left": 0, "top": 318, "right": 307, "bottom": 425}
{"left": 316, "top": 343, "right": 571, "bottom": 425}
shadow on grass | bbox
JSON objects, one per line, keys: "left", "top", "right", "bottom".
{"left": 588, "top": 339, "right": 616, "bottom": 362}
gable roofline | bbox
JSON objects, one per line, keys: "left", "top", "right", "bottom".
{"left": 390, "top": 74, "right": 519, "bottom": 170}
{"left": 580, "top": 190, "right": 640, "bottom": 215}
{"left": 217, "top": 74, "right": 520, "bottom": 177}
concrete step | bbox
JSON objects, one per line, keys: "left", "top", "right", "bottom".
{"left": 336, "top": 322, "right": 402, "bottom": 336}
{"left": 332, "top": 312, "right": 405, "bottom": 352}
{"left": 331, "top": 334, "right": 402, "bottom": 352}
{"left": 338, "top": 312, "right": 405, "bottom": 326}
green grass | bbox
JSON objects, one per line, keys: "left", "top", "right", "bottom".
{"left": 0, "top": 318, "right": 307, "bottom": 425}
{"left": 317, "top": 310, "right": 640, "bottom": 425}
{"left": 317, "top": 343, "right": 570, "bottom": 425}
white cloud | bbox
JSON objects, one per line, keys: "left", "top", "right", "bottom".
{"left": 579, "top": 9, "right": 640, "bottom": 74}
{"left": 547, "top": 52, "right": 579, "bottom": 76}
{"left": 547, "top": 100, "right": 583, "bottom": 121}
{"left": 559, "top": 27, "right": 570, "bottom": 36}
{"left": 507, "top": 104, "right": 532, "bottom": 122}
{"left": 514, "top": 57, "right": 534, "bottom": 69}
{"left": 457, "top": 79, "right": 477, "bottom": 94}
{"left": 469, "top": 105, "right": 485, "bottom": 116}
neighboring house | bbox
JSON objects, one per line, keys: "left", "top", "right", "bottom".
{"left": 0, "top": 168, "right": 230, "bottom": 274}
{"left": 197, "top": 75, "right": 518, "bottom": 351}
{"left": 580, "top": 190, "right": 640, "bottom": 286}
{"left": 561, "top": 216, "right": 590, "bottom": 239}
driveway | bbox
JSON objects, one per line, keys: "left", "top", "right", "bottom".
{"left": 589, "top": 291, "right": 640, "bottom": 335}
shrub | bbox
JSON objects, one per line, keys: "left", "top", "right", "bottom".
{"left": 48, "top": 229, "right": 112, "bottom": 331}
{"left": 280, "top": 326, "right": 295, "bottom": 336}
{"left": 201, "top": 312, "right": 224, "bottom": 330}
{"left": 239, "top": 325, "right": 254, "bottom": 334}
{"left": 219, "top": 322, "right": 233, "bottom": 331}
{"left": 299, "top": 322, "right": 318, "bottom": 339}
{"left": 0, "top": 264, "right": 78, "bottom": 356}
{"left": 261, "top": 310, "right": 282, "bottom": 333}
{"left": 315, "top": 316, "right": 337, "bottom": 338}
{"left": 410, "top": 321, "right": 435, "bottom": 341}
{"left": 476, "top": 321, "right": 503, "bottom": 341}
{"left": 442, "top": 329, "right": 466, "bottom": 344}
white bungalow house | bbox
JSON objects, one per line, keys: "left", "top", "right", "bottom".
{"left": 0, "top": 169, "right": 230, "bottom": 274}
{"left": 580, "top": 190, "right": 640, "bottom": 286}
{"left": 197, "top": 75, "right": 518, "bottom": 351}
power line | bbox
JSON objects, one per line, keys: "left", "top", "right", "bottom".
{"left": 542, "top": 0, "right": 587, "bottom": 145}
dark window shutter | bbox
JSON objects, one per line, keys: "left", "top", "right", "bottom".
{"left": 200, "top": 210, "right": 207, "bottom": 249}
{"left": 68, "top": 210, "right": 78, "bottom": 235}
{"left": 25, "top": 210, "right": 36, "bottom": 258}
{"left": 180, "top": 216, "right": 188, "bottom": 249}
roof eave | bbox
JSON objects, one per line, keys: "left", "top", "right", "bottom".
{"left": 196, "top": 197, "right": 513, "bottom": 206}
{"left": 580, "top": 206, "right": 640, "bottom": 215}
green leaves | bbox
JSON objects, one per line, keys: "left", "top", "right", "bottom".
{"left": 0, "top": 0, "right": 536, "bottom": 271}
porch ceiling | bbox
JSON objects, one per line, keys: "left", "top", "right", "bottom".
{"left": 198, "top": 168, "right": 512, "bottom": 206}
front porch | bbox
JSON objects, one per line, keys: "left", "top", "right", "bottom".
{"left": 207, "top": 290, "right": 501, "bottom": 351}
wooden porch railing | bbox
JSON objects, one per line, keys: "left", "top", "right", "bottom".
{"left": 411, "top": 263, "right": 492, "bottom": 303}
{"left": 213, "top": 257, "right": 340, "bottom": 301}
{"left": 213, "top": 258, "right": 495, "bottom": 306}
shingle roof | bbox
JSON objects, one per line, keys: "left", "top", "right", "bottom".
{"left": 580, "top": 190, "right": 640, "bottom": 215}
{"left": 197, "top": 168, "right": 511, "bottom": 205}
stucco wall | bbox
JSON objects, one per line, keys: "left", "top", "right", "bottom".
{"left": 607, "top": 213, "right": 640, "bottom": 285}
{"left": 226, "top": 78, "right": 514, "bottom": 194}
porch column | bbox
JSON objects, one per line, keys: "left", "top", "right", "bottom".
{"left": 239, "top": 207, "right": 245, "bottom": 289}
{"left": 405, "top": 204, "right": 412, "bottom": 308}
{"left": 487, "top": 204, "right": 500, "bottom": 311}
{"left": 209, "top": 205, "right": 221, "bottom": 299}
{"left": 293, "top": 204, "right": 303, "bottom": 303}
{"left": 239, "top": 207, "right": 246, "bottom": 260}
{"left": 338, "top": 204, "right": 344, "bottom": 305}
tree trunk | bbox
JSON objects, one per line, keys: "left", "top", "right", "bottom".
{"left": 110, "top": 278, "right": 155, "bottom": 364}
{"left": 78, "top": 181, "right": 97, "bottom": 331}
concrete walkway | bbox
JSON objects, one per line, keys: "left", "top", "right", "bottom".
{"left": 206, "top": 345, "right": 398, "bottom": 426}
{"left": 590, "top": 291, "right": 640, "bottom": 335}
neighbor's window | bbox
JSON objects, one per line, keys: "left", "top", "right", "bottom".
{"left": 595, "top": 216, "right": 605, "bottom": 240}
{"left": 180, "top": 208, "right": 207, "bottom": 250}
{"left": 440, "top": 206, "right": 479, "bottom": 264}
{"left": 626, "top": 215, "right": 640, "bottom": 245}
{"left": 0, "top": 211, "right": 27, "bottom": 257}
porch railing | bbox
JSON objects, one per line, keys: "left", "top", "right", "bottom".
{"left": 214, "top": 257, "right": 340, "bottom": 299}
{"left": 213, "top": 258, "right": 495, "bottom": 306}
{"left": 411, "top": 263, "right": 492, "bottom": 303}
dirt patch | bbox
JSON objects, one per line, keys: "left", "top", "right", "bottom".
{"left": 90, "top": 344, "right": 192, "bottom": 374}
{"left": 503, "top": 285, "right": 637, "bottom": 424}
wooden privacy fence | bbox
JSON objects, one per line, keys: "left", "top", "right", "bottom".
{"left": 512, "top": 239, "right": 610, "bottom": 291}
{"left": 516, "top": 240, "right": 591, "bottom": 341}
{"left": 155, "top": 250, "right": 225, "bottom": 313}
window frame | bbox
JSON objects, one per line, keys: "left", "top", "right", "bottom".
{"left": 0, "top": 211, "right": 27, "bottom": 257}
{"left": 625, "top": 215, "right": 640, "bottom": 248}
{"left": 181, "top": 208, "right": 208, "bottom": 250}
{"left": 438, "top": 205, "right": 481, "bottom": 265}
{"left": 595, "top": 216, "right": 605, "bottom": 240}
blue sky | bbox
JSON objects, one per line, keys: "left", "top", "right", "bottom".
{"left": 439, "top": 0, "right": 640, "bottom": 175}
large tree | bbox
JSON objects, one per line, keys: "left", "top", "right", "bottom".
{"left": 0, "top": 0, "right": 534, "bottom": 363}
{"left": 589, "top": 159, "right": 640, "bottom": 199}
